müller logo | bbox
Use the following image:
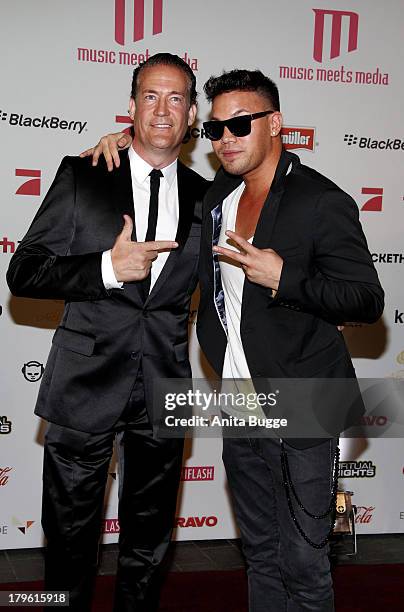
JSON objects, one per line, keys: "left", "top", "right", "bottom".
{"left": 281, "top": 126, "right": 315, "bottom": 152}
{"left": 115, "top": 0, "right": 163, "bottom": 45}
{"left": 312, "top": 9, "right": 358, "bottom": 63}
{"left": 15, "top": 169, "right": 41, "bottom": 197}
{"left": 181, "top": 466, "right": 215, "bottom": 481}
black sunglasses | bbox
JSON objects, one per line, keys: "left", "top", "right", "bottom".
{"left": 203, "top": 110, "right": 274, "bottom": 141}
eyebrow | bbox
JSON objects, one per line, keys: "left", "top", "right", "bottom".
{"left": 210, "top": 108, "right": 253, "bottom": 120}
{"left": 143, "top": 89, "right": 186, "bottom": 97}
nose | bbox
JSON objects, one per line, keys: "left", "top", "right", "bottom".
{"left": 154, "top": 96, "right": 169, "bottom": 116}
{"left": 220, "top": 126, "right": 236, "bottom": 143}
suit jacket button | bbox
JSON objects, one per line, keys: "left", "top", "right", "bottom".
{"left": 130, "top": 352, "right": 138, "bottom": 360}
{"left": 143, "top": 310, "right": 149, "bottom": 318}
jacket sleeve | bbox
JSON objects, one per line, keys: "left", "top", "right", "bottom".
{"left": 6, "top": 156, "right": 109, "bottom": 301}
{"left": 275, "top": 188, "right": 384, "bottom": 324}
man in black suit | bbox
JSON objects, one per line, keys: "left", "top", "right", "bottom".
{"left": 196, "top": 70, "right": 384, "bottom": 611}
{"left": 7, "top": 53, "right": 208, "bottom": 612}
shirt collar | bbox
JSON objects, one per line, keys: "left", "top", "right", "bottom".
{"left": 128, "top": 146, "right": 177, "bottom": 188}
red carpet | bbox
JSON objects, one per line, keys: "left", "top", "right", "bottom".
{"left": 1, "top": 565, "right": 403, "bottom": 611}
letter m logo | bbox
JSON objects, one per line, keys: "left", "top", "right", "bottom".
{"left": 115, "top": 0, "right": 163, "bottom": 45}
{"left": 312, "top": 9, "right": 359, "bottom": 63}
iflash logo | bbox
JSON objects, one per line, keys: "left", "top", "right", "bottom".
{"left": 104, "top": 518, "right": 120, "bottom": 533}
{"left": 181, "top": 466, "right": 215, "bottom": 481}
{"left": 22, "top": 361, "right": 44, "bottom": 382}
{"left": 115, "top": 0, "right": 163, "bottom": 45}
{"left": 339, "top": 461, "right": 376, "bottom": 478}
{"left": 0, "top": 110, "right": 87, "bottom": 134}
{"left": 344, "top": 134, "right": 404, "bottom": 151}
{"left": 312, "top": 9, "right": 358, "bottom": 63}
{"left": 15, "top": 169, "right": 41, "bottom": 197}
{"left": 0, "top": 416, "right": 12, "bottom": 434}
{"left": 361, "top": 188, "right": 383, "bottom": 212}
{"left": 281, "top": 126, "right": 315, "bottom": 152}
{"left": 175, "top": 516, "right": 218, "bottom": 528}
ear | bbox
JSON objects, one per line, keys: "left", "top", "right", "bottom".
{"left": 128, "top": 97, "right": 136, "bottom": 120}
{"left": 270, "top": 112, "right": 283, "bottom": 137}
{"left": 187, "top": 103, "right": 197, "bottom": 127}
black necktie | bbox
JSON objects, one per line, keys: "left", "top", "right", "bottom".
{"left": 142, "top": 169, "right": 163, "bottom": 298}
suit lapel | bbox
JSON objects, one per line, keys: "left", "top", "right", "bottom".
{"left": 112, "top": 151, "right": 137, "bottom": 242}
{"left": 145, "top": 161, "right": 196, "bottom": 302}
{"left": 241, "top": 150, "right": 296, "bottom": 313}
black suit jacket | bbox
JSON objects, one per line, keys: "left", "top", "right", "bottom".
{"left": 7, "top": 151, "right": 209, "bottom": 433}
{"left": 197, "top": 150, "right": 384, "bottom": 445}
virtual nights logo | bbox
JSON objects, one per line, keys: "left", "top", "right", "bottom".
{"left": 279, "top": 8, "right": 389, "bottom": 86}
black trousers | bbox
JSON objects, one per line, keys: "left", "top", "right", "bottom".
{"left": 42, "top": 372, "right": 183, "bottom": 611}
{"left": 223, "top": 437, "right": 336, "bottom": 612}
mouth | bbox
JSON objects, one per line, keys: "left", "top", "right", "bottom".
{"left": 220, "top": 150, "right": 242, "bottom": 159}
{"left": 151, "top": 123, "right": 173, "bottom": 130}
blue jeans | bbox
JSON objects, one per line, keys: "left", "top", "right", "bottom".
{"left": 223, "top": 437, "right": 336, "bottom": 611}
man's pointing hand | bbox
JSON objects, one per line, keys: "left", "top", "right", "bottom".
{"left": 112, "top": 215, "right": 178, "bottom": 283}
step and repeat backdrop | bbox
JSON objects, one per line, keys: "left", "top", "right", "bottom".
{"left": 1, "top": 0, "right": 403, "bottom": 548}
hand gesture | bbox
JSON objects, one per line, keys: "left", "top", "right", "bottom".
{"left": 112, "top": 215, "right": 178, "bottom": 282}
{"left": 80, "top": 132, "right": 133, "bottom": 171}
{"left": 213, "top": 230, "right": 283, "bottom": 291}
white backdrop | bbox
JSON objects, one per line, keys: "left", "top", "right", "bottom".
{"left": 1, "top": 0, "right": 404, "bottom": 549}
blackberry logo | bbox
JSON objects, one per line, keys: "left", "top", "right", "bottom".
{"left": 344, "top": 134, "right": 358, "bottom": 146}
{"left": 344, "top": 133, "right": 404, "bottom": 150}
{"left": 0, "top": 110, "right": 87, "bottom": 134}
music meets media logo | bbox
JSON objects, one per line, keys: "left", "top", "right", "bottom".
{"left": 279, "top": 8, "right": 389, "bottom": 86}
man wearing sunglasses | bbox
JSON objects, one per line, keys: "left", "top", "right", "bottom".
{"left": 83, "top": 69, "right": 383, "bottom": 611}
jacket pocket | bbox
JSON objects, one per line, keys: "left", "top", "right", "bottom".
{"left": 52, "top": 327, "right": 96, "bottom": 357}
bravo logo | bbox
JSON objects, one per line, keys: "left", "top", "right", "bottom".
{"left": 175, "top": 516, "right": 218, "bottom": 528}
{"left": 281, "top": 126, "right": 315, "bottom": 152}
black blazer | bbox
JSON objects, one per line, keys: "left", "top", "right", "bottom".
{"left": 7, "top": 151, "right": 209, "bottom": 433}
{"left": 197, "top": 150, "right": 384, "bottom": 444}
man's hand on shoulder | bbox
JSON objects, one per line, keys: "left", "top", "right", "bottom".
{"left": 111, "top": 215, "right": 178, "bottom": 283}
{"left": 80, "top": 132, "right": 133, "bottom": 172}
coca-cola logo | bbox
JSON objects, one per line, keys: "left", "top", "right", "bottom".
{"left": 0, "top": 467, "right": 12, "bottom": 486}
{"left": 355, "top": 506, "right": 375, "bottom": 524}
{"left": 175, "top": 516, "right": 218, "bottom": 528}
